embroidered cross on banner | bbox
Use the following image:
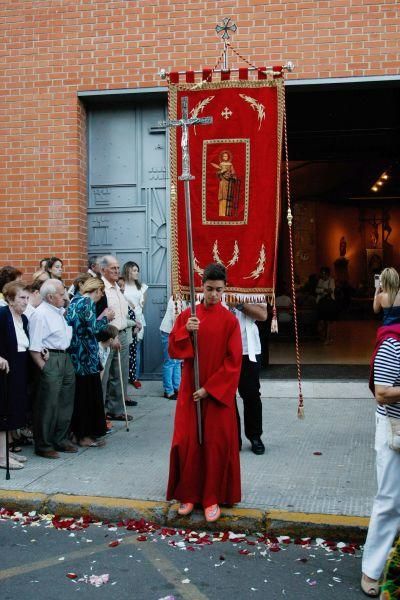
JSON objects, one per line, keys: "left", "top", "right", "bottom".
{"left": 221, "top": 107, "right": 233, "bottom": 120}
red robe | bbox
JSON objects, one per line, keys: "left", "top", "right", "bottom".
{"left": 166, "top": 301, "right": 243, "bottom": 507}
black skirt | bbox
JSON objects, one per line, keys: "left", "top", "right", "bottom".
{"left": 71, "top": 373, "right": 106, "bottom": 440}
{"left": 0, "top": 351, "right": 28, "bottom": 431}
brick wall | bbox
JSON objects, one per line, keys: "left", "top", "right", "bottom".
{"left": 1, "top": 0, "right": 399, "bottom": 281}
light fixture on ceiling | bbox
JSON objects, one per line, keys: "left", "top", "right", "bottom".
{"left": 371, "top": 171, "right": 389, "bottom": 192}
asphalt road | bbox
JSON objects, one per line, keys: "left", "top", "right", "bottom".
{"left": 0, "top": 513, "right": 366, "bottom": 599}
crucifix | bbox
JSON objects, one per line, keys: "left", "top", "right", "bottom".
{"left": 160, "top": 96, "right": 212, "bottom": 445}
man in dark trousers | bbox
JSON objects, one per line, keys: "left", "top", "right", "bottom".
{"left": 29, "top": 279, "right": 76, "bottom": 458}
{"left": 234, "top": 302, "right": 268, "bottom": 455}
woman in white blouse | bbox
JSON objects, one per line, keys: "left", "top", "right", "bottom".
{"left": 122, "top": 262, "right": 148, "bottom": 388}
{"left": 0, "top": 281, "right": 31, "bottom": 469}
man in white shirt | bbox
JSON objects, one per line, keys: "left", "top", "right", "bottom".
{"left": 99, "top": 255, "right": 134, "bottom": 420}
{"left": 234, "top": 303, "right": 268, "bottom": 455}
{"left": 29, "top": 279, "right": 76, "bottom": 459}
{"left": 67, "top": 255, "right": 102, "bottom": 299}
{"left": 88, "top": 255, "right": 102, "bottom": 278}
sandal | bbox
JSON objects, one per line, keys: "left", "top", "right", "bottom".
{"left": 360, "top": 574, "right": 380, "bottom": 597}
{"left": 204, "top": 504, "right": 221, "bottom": 523}
{"left": 0, "top": 458, "right": 24, "bottom": 470}
{"left": 10, "top": 452, "right": 27, "bottom": 463}
{"left": 9, "top": 443, "right": 22, "bottom": 453}
{"left": 79, "top": 439, "right": 106, "bottom": 448}
{"left": 177, "top": 503, "right": 194, "bottom": 516}
{"left": 106, "top": 413, "right": 133, "bottom": 422}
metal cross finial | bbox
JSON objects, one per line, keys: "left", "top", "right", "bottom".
{"left": 215, "top": 17, "right": 237, "bottom": 40}
{"left": 160, "top": 96, "right": 212, "bottom": 181}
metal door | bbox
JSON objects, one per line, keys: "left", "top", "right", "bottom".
{"left": 87, "top": 101, "right": 168, "bottom": 377}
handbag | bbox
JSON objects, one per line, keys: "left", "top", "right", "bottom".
{"left": 385, "top": 408, "right": 400, "bottom": 452}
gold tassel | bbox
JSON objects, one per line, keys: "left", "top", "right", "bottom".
{"left": 297, "top": 394, "right": 305, "bottom": 419}
{"left": 271, "top": 304, "right": 278, "bottom": 333}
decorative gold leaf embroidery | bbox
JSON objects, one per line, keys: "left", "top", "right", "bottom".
{"left": 190, "top": 96, "right": 215, "bottom": 134}
{"left": 212, "top": 240, "right": 224, "bottom": 265}
{"left": 238, "top": 94, "right": 266, "bottom": 130}
{"left": 193, "top": 255, "right": 204, "bottom": 276}
{"left": 226, "top": 240, "right": 239, "bottom": 267}
{"left": 244, "top": 244, "right": 266, "bottom": 279}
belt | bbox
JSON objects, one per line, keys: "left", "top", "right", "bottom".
{"left": 47, "top": 349, "right": 66, "bottom": 353}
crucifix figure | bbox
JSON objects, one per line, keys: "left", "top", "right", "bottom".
{"left": 159, "top": 96, "right": 212, "bottom": 444}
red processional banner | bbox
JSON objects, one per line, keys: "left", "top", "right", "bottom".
{"left": 168, "top": 72, "right": 284, "bottom": 302}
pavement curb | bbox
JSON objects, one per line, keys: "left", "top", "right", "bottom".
{"left": 0, "top": 490, "right": 369, "bottom": 542}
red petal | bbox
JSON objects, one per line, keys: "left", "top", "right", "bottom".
{"left": 239, "top": 549, "right": 250, "bottom": 555}
{"left": 66, "top": 573, "right": 77, "bottom": 579}
{"left": 137, "top": 535, "right": 147, "bottom": 542}
{"left": 108, "top": 540, "right": 120, "bottom": 547}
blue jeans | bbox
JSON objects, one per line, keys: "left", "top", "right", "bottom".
{"left": 135, "top": 338, "right": 142, "bottom": 380}
{"left": 160, "top": 331, "right": 182, "bottom": 395}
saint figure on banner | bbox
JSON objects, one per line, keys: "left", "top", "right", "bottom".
{"left": 211, "top": 150, "right": 237, "bottom": 217}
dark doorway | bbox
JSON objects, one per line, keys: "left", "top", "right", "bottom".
{"left": 268, "top": 78, "right": 400, "bottom": 377}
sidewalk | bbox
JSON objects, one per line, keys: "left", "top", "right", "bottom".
{"left": 0, "top": 380, "right": 375, "bottom": 540}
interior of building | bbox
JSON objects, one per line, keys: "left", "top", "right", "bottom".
{"left": 267, "top": 78, "right": 400, "bottom": 377}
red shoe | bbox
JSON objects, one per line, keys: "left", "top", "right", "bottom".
{"left": 132, "top": 380, "right": 142, "bottom": 389}
{"left": 204, "top": 504, "right": 221, "bottom": 523}
{"left": 177, "top": 503, "right": 194, "bottom": 516}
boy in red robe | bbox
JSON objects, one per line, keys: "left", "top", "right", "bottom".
{"left": 166, "top": 263, "right": 243, "bottom": 522}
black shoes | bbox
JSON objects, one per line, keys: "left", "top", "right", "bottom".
{"left": 125, "top": 399, "right": 137, "bottom": 407}
{"left": 164, "top": 392, "right": 176, "bottom": 400}
{"left": 250, "top": 437, "right": 265, "bottom": 455}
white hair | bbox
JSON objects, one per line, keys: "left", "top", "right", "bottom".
{"left": 40, "top": 279, "right": 63, "bottom": 299}
{"left": 99, "top": 255, "right": 117, "bottom": 270}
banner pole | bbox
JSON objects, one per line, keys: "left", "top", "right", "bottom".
{"left": 159, "top": 97, "right": 213, "bottom": 445}
{"left": 183, "top": 177, "right": 202, "bottom": 445}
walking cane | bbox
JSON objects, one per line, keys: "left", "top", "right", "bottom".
{"left": 117, "top": 350, "right": 130, "bottom": 432}
{"left": 0, "top": 371, "right": 10, "bottom": 480}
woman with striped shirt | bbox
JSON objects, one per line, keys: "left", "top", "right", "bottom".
{"left": 362, "top": 325, "right": 400, "bottom": 597}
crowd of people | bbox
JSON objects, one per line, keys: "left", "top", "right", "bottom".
{"left": 0, "top": 257, "right": 267, "bottom": 515}
{"left": 0, "top": 255, "right": 149, "bottom": 466}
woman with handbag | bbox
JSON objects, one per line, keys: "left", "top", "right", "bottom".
{"left": 66, "top": 277, "right": 114, "bottom": 447}
{"left": 0, "top": 281, "right": 31, "bottom": 469}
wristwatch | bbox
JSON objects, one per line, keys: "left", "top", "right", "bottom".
{"left": 236, "top": 303, "right": 245, "bottom": 312}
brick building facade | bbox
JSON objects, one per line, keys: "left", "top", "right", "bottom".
{"left": 1, "top": 0, "right": 399, "bottom": 281}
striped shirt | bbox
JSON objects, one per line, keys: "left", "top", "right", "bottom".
{"left": 374, "top": 338, "right": 400, "bottom": 419}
